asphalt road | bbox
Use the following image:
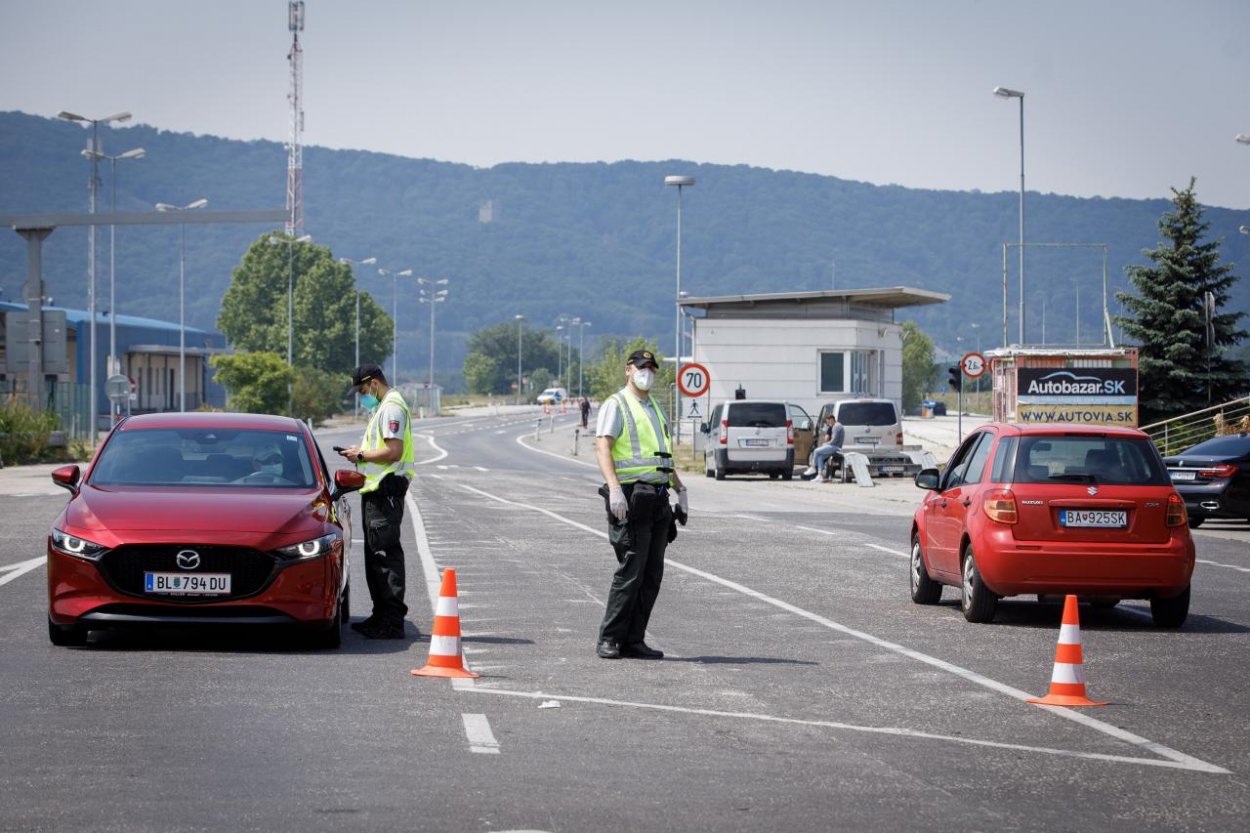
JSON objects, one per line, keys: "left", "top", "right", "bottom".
{"left": 2, "top": 407, "right": 1249, "bottom": 833}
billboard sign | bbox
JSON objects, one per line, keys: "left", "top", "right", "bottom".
{"left": 1015, "top": 368, "right": 1138, "bottom": 426}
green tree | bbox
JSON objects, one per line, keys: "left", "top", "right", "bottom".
{"left": 218, "top": 234, "right": 392, "bottom": 379}
{"left": 211, "top": 352, "right": 293, "bottom": 414}
{"left": 901, "top": 321, "right": 938, "bottom": 413}
{"left": 1116, "top": 179, "right": 1248, "bottom": 423}
{"left": 588, "top": 337, "right": 672, "bottom": 404}
{"left": 462, "top": 321, "right": 567, "bottom": 395}
{"left": 293, "top": 366, "right": 347, "bottom": 425}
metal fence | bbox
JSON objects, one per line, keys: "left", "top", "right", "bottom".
{"left": 0, "top": 378, "right": 93, "bottom": 442}
{"left": 1141, "top": 396, "right": 1250, "bottom": 456}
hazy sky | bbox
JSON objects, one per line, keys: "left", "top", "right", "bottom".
{"left": 3, "top": 0, "right": 1248, "bottom": 208}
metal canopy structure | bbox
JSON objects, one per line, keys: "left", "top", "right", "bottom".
{"left": 2, "top": 209, "right": 287, "bottom": 415}
{"left": 679, "top": 286, "right": 950, "bottom": 320}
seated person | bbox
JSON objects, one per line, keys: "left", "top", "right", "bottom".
{"left": 236, "top": 443, "right": 287, "bottom": 482}
{"left": 804, "top": 413, "right": 845, "bottom": 482}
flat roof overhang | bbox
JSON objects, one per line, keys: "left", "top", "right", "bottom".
{"left": 679, "top": 286, "right": 950, "bottom": 318}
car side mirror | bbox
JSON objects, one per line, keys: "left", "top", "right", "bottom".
{"left": 699, "top": 422, "right": 709, "bottom": 434}
{"left": 331, "top": 468, "right": 367, "bottom": 499}
{"left": 51, "top": 464, "right": 81, "bottom": 495}
{"left": 914, "top": 468, "right": 940, "bottom": 490}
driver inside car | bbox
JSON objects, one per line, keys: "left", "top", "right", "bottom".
{"left": 248, "top": 444, "right": 285, "bottom": 479}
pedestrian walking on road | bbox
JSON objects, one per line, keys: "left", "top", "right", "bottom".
{"left": 594, "top": 348, "right": 687, "bottom": 660}
{"left": 579, "top": 396, "right": 591, "bottom": 429}
{"left": 338, "top": 363, "right": 415, "bottom": 639}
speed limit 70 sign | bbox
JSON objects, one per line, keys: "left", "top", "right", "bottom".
{"left": 678, "top": 363, "right": 711, "bottom": 397}
{"left": 961, "top": 352, "right": 987, "bottom": 379}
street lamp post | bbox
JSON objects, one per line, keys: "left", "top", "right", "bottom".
{"left": 665, "top": 175, "right": 695, "bottom": 443}
{"left": 515, "top": 314, "right": 525, "bottom": 404}
{"left": 577, "top": 319, "right": 592, "bottom": 398}
{"left": 81, "top": 146, "right": 144, "bottom": 423}
{"left": 155, "top": 198, "right": 208, "bottom": 412}
{"left": 269, "top": 234, "right": 313, "bottom": 415}
{"left": 418, "top": 279, "right": 449, "bottom": 393}
{"left": 60, "top": 110, "right": 131, "bottom": 432}
{"left": 338, "top": 255, "right": 377, "bottom": 416}
{"left": 379, "top": 267, "right": 414, "bottom": 383}
{"left": 993, "top": 87, "right": 1026, "bottom": 344}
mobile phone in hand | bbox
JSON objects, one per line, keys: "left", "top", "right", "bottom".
{"left": 332, "top": 446, "right": 346, "bottom": 452}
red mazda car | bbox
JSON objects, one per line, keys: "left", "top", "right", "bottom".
{"left": 910, "top": 423, "right": 1195, "bottom": 626}
{"left": 47, "top": 412, "right": 365, "bottom": 647}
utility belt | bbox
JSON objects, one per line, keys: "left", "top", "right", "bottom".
{"left": 369, "top": 472, "right": 410, "bottom": 499}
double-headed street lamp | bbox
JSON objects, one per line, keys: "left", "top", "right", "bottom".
{"left": 576, "top": 318, "right": 592, "bottom": 398}
{"left": 665, "top": 175, "right": 695, "bottom": 442}
{"left": 268, "top": 233, "right": 313, "bottom": 414}
{"left": 60, "top": 109, "right": 131, "bottom": 430}
{"left": 993, "top": 86, "right": 1026, "bottom": 344}
{"left": 338, "top": 255, "right": 377, "bottom": 416}
{"left": 155, "top": 198, "right": 208, "bottom": 412}
{"left": 515, "top": 314, "right": 525, "bottom": 404}
{"left": 379, "top": 267, "right": 414, "bottom": 383}
{"left": 418, "top": 278, "right": 449, "bottom": 390}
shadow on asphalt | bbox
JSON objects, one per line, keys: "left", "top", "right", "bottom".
{"left": 67, "top": 622, "right": 423, "bottom": 654}
{"left": 925, "top": 598, "right": 1250, "bottom": 634}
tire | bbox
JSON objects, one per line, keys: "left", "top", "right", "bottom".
{"left": 781, "top": 469, "right": 793, "bottom": 481}
{"left": 960, "top": 545, "right": 999, "bottom": 623}
{"left": 910, "top": 534, "right": 942, "bottom": 604}
{"left": 1150, "top": 585, "right": 1190, "bottom": 628}
{"left": 48, "top": 617, "right": 87, "bottom": 647}
{"left": 312, "top": 590, "right": 347, "bottom": 649}
{"left": 1187, "top": 516, "right": 1204, "bottom": 529}
{"left": 715, "top": 466, "right": 726, "bottom": 481}
{"left": 340, "top": 582, "right": 351, "bottom": 625}
{"left": 704, "top": 465, "right": 714, "bottom": 478}
{"left": 769, "top": 472, "right": 780, "bottom": 480}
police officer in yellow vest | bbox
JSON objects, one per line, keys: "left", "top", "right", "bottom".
{"left": 339, "top": 363, "right": 415, "bottom": 640}
{"left": 594, "top": 349, "right": 687, "bottom": 659}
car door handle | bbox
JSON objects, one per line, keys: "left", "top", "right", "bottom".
{"left": 961, "top": 498, "right": 971, "bottom": 507}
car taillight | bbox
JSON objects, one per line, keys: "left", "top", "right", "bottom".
{"left": 983, "top": 488, "right": 1018, "bottom": 524}
{"left": 1166, "top": 492, "right": 1187, "bottom": 527}
{"left": 895, "top": 431, "right": 904, "bottom": 446}
{"left": 786, "top": 419, "right": 794, "bottom": 446}
{"left": 1198, "top": 463, "right": 1238, "bottom": 479}
{"left": 719, "top": 419, "right": 728, "bottom": 445}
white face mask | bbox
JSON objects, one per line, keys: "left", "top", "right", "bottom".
{"left": 632, "top": 368, "right": 655, "bottom": 391}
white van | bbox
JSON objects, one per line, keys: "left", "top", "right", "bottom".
{"left": 815, "top": 398, "right": 903, "bottom": 451}
{"left": 536, "top": 387, "right": 569, "bottom": 405}
{"left": 700, "top": 399, "right": 794, "bottom": 480}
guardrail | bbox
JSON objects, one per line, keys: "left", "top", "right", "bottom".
{"left": 1141, "top": 396, "right": 1250, "bottom": 455}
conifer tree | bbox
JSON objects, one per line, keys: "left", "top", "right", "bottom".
{"left": 1116, "top": 179, "right": 1247, "bottom": 424}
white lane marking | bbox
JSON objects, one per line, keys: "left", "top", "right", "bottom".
{"left": 451, "top": 483, "right": 1229, "bottom": 775}
{"left": 415, "top": 432, "right": 449, "bottom": 465}
{"left": 1197, "top": 558, "right": 1250, "bottom": 574}
{"left": 461, "top": 713, "right": 501, "bottom": 754}
{"left": 796, "top": 526, "right": 908, "bottom": 559}
{"left": 474, "top": 466, "right": 489, "bottom": 472}
{"left": 0, "top": 556, "right": 45, "bottom": 588}
{"left": 469, "top": 687, "right": 1214, "bottom": 772}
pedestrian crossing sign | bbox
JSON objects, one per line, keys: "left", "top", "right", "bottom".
{"left": 684, "top": 397, "right": 705, "bottom": 420}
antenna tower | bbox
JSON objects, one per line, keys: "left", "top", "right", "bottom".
{"left": 285, "top": 1, "right": 305, "bottom": 235}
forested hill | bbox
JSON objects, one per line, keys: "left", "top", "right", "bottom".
{"left": 2, "top": 109, "right": 1247, "bottom": 385}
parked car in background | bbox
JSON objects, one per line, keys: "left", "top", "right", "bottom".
{"left": 701, "top": 399, "right": 794, "bottom": 480}
{"left": 46, "top": 412, "right": 365, "bottom": 648}
{"left": 816, "top": 397, "right": 903, "bottom": 451}
{"left": 536, "top": 387, "right": 569, "bottom": 405}
{"left": 1162, "top": 432, "right": 1250, "bottom": 527}
{"left": 910, "top": 423, "right": 1194, "bottom": 627}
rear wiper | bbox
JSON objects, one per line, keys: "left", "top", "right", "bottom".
{"left": 1048, "top": 473, "right": 1096, "bottom": 483}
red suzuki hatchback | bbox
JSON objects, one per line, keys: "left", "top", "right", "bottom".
{"left": 47, "top": 412, "right": 365, "bottom": 647}
{"left": 910, "top": 423, "right": 1194, "bottom": 626}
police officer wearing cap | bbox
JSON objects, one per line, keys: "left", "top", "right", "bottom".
{"left": 338, "top": 363, "right": 415, "bottom": 639}
{"left": 594, "top": 348, "right": 688, "bottom": 659}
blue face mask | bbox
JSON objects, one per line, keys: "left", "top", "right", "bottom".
{"left": 360, "top": 392, "right": 380, "bottom": 410}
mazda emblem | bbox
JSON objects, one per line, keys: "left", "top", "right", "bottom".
{"left": 175, "top": 550, "right": 202, "bottom": 570}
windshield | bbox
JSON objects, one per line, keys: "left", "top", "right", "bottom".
{"left": 89, "top": 427, "right": 317, "bottom": 488}
{"left": 837, "top": 402, "right": 897, "bottom": 426}
{"left": 1012, "top": 435, "right": 1169, "bottom": 486}
{"left": 727, "top": 403, "right": 787, "bottom": 428}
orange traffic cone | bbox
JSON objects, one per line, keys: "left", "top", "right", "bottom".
{"left": 411, "top": 568, "right": 479, "bottom": 679}
{"left": 1027, "top": 594, "right": 1107, "bottom": 707}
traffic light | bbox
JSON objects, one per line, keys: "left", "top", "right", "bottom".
{"left": 947, "top": 366, "right": 962, "bottom": 392}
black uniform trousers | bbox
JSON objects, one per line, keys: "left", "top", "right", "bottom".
{"left": 599, "top": 482, "right": 672, "bottom": 645}
{"left": 361, "top": 477, "right": 409, "bottom": 626}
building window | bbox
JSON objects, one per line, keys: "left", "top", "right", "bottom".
{"left": 820, "top": 351, "right": 845, "bottom": 393}
{"left": 850, "top": 350, "right": 880, "bottom": 394}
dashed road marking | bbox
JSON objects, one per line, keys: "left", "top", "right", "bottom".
{"left": 461, "top": 713, "right": 501, "bottom": 754}
{"left": 1197, "top": 558, "right": 1250, "bottom": 574}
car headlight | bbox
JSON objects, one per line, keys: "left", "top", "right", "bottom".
{"left": 274, "top": 533, "right": 339, "bottom": 561}
{"left": 50, "top": 528, "right": 110, "bottom": 561}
